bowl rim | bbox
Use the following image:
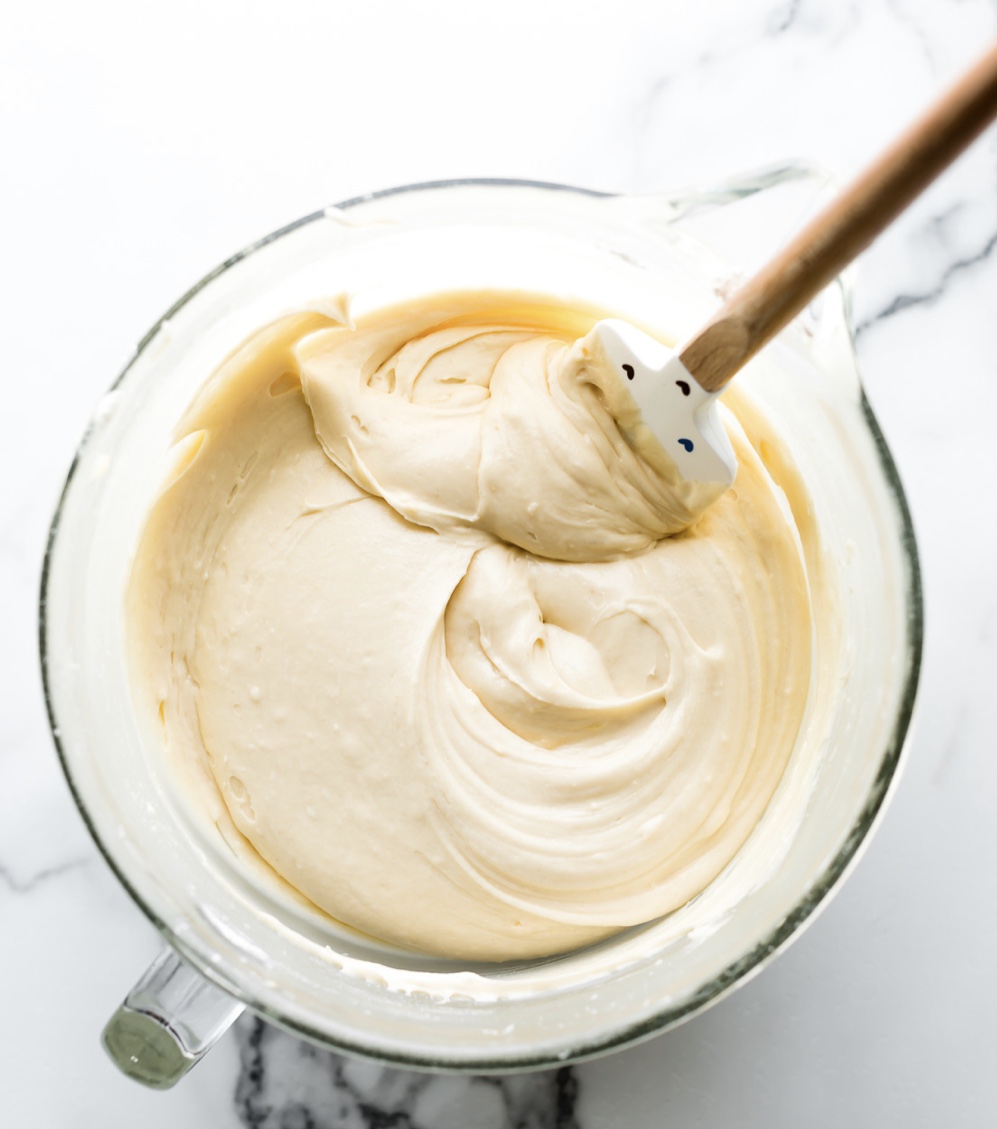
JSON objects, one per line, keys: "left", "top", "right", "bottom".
{"left": 38, "top": 174, "right": 924, "bottom": 1071}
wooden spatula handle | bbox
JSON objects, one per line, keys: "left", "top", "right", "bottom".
{"left": 680, "top": 41, "right": 997, "bottom": 394}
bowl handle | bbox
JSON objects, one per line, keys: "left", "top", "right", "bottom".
{"left": 101, "top": 946, "right": 245, "bottom": 1089}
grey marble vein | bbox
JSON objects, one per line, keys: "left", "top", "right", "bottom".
{"left": 763, "top": 0, "right": 863, "bottom": 46}
{"left": 234, "top": 1017, "right": 581, "bottom": 1129}
{"left": 884, "top": 0, "right": 942, "bottom": 72}
{"left": 855, "top": 220, "right": 997, "bottom": 334}
{"left": 768, "top": 0, "right": 806, "bottom": 34}
{"left": 0, "top": 856, "right": 88, "bottom": 895}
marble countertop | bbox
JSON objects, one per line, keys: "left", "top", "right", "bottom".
{"left": 3, "top": 1, "right": 997, "bottom": 1125}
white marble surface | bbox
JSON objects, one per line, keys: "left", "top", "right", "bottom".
{"left": 3, "top": 1, "right": 997, "bottom": 1125}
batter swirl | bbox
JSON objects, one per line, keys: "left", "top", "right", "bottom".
{"left": 128, "top": 292, "right": 812, "bottom": 960}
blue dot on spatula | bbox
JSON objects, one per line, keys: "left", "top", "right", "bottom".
{"left": 678, "top": 438, "right": 694, "bottom": 452}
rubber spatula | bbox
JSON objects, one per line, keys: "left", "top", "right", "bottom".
{"left": 595, "top": 40, "right": 997, "bottom": 503}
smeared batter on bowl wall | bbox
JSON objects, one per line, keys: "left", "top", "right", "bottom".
{"left": 128, "top": 292, "right": 812, "bottom": 961}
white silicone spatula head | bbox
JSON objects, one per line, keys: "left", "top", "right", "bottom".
{"left": 597, "top": 40, "right": 997, "bottom": 516}
{"left": 594, "top": 319, "right": 737, "bottom": 489}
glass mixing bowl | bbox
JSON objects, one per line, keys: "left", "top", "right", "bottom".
{"left": 40, "top": 172, "right": 922, "bottom": 1087}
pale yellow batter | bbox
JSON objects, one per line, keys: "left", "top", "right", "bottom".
{"left": 128, "top": 292, "right": 812, "bottom": 961}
